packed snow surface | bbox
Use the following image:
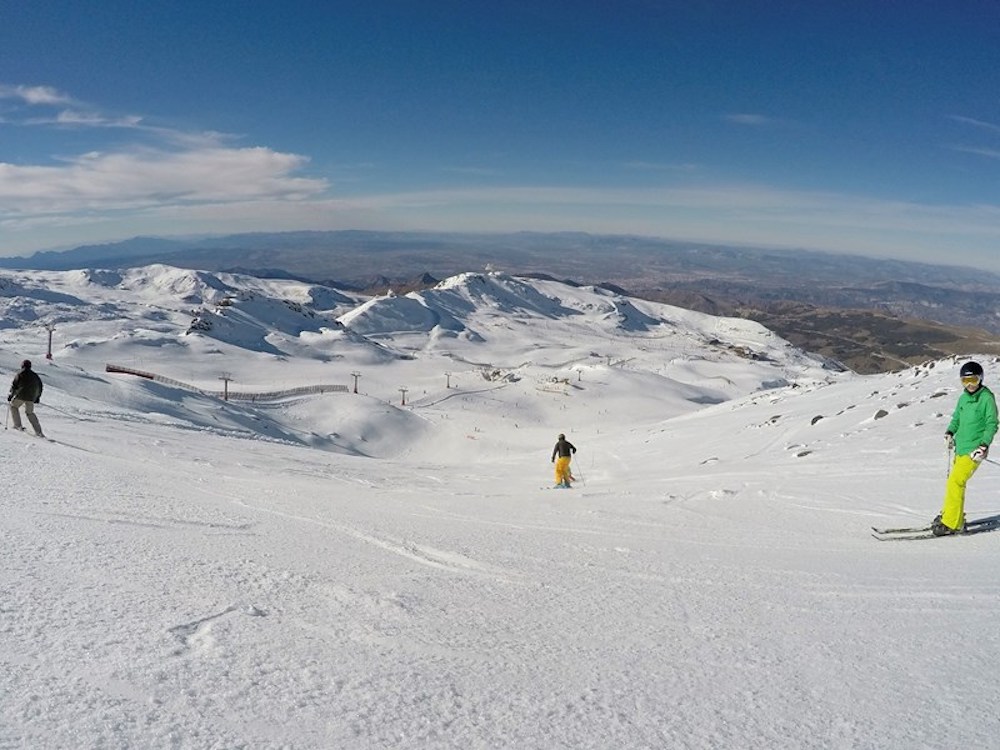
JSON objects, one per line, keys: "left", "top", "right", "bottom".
{"left": 2, "top": 266, "right": 999, "bottom": 749}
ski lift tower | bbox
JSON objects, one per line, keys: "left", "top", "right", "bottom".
{"left": 43, "top": 323, "right": 55, "bottom": 360}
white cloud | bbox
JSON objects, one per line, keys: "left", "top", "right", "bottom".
{"left": 0, "top": 147, "right": 329, "bottom": 216}
{"left": 951, "top": 146, "right": 1000, "bottom": 161}
{"left": 947, "top": 116, "right": 1000, "bottom": 162}
{"left": 0, "top": 82, "right": 191, "bottom": 140}
{"left": 724, "top": 113, "right": 777, "bottom": 126}
{"left": 949, "top": 115, "right": 1000, "bottom": 134}
{"left": 0, "top": 83, "right": 337, "bottom": 252}
{"left": 52, "top": 109, "right": 145, "bottom": 128}
{"left": 0, "top": 84, "right": 74, "bottom": 105}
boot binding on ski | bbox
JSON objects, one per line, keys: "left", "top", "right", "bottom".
{"left": 931, "top": 516, "right": 965, "bottom": 536}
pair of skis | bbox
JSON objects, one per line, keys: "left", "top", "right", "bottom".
{"left": 6, "top": 426, "right": 54, "bottom": 442}
{"left": 872, "top": 516, "right": 1000, "bottom": 541}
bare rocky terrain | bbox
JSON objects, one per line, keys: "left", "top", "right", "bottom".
{"left": 4, "top": 230, "right": 999, "bottom": 373}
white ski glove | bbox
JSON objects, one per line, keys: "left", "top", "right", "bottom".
{"left": 971, "top": 445, "right": 989, "bottom": 463}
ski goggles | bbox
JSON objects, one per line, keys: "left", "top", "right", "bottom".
{"left": 961, "top": 375, "right": 982, "bottom": 385}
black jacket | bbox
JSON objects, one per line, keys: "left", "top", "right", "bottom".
{"left": 9, "top": 367, "right": 43, "bottom": 403}
{"left": 552, "top": 438, "right": 577, "bottom": 461}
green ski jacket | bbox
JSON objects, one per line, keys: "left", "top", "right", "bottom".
{"left": 947, "top": 384, "right": 998, "bottom": 455}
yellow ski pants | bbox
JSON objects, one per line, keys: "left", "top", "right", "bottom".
{"left": 941, "top": 454, "right": 981, "bottom": 529}
{"left": 554, "top": 456, "right": 572, "bottom": 485}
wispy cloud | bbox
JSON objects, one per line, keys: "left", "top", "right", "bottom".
{"left": 24, "top": 109, "right": 146, "bottom": 129}
{"left": 724, "top": 113, "right": 780, "bottom": 127}
{"left": 946, "top": 116, "right": 1000, "bottom": 161}
{"left": 0, "top": 84, "right": 74, "bottom": 106}
{"left": 622, "top": 161, "right": 699, "bottom": 172}
{"left": 950, "top": 146, "right": 1000, "bottom": 161}
{"left": 2, "top": 175, "right": 999, "bottom": 268}
{"left": 0, "top": 81, "right": 151, "bottom": 135}
{"left": 0, "top": 81, "right": 206, "bottom": 140}
{"left": 949, "top": 115, "right": 1000, "bottom": 134}
{"left": 334, "top": 183, "right": 1000, "bottom": 265}
{"left": 439, "top": 166, "right": 504, "bottom": 177}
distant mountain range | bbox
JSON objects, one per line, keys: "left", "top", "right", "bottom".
{"left": 4, "top": 230, "right": 1000, "bottom": 373}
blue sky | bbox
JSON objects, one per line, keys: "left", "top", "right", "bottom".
{"left": 2, "top": 0, "right": 1000, "bottom": 270}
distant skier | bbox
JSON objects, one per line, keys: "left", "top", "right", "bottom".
{"left": 934, "top": 361, "right": 997, "bottom": 535}
{"left": 8, "top": 359, "right": 44, "bottom": 437}
{"left": 551, "top": 433, "right": 577, "bottom": 488}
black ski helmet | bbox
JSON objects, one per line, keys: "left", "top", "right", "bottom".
{"left": 21, "top": 359, "right": 31, "bottom": 369}
{"left": 960, "top": 361, "right": 984, "bottom": 379}
{"left": 558, "top": 433, "right": 565, "bottom": 440}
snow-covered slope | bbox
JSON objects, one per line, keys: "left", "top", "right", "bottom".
{"left": 0, "top": 266, "right": 838, "bottom": 459}
{"left": 2, "top": 264, "right": 998, "bottom": 749}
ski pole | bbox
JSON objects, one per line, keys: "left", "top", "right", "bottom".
{"left": 572, "top": 458, "right": 584, "bottom": 485}
{"left": 40, "top": 403, "right": 78, "bottom": 420}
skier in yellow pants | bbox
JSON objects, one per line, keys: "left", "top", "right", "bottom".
{"left": 551, "top": 433, "right": 577, "bottom": 488}
{"left": 934, "top": 361, "right": 998, "bottom": 535}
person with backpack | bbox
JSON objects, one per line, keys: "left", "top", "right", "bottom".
{"left": 8, "top": 359, "right": 44, "bottom": 437}
{"left": 551, "top": 433, "right": 577, "bottom": 488}
{"left": 934, "top": 360, "right": 997, "bottom": 535}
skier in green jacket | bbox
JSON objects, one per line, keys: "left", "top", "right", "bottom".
{"left": 934, "top": 361, "right": 998, "bottom": 535}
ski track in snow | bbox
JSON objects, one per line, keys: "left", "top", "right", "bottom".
{"left": 232, "top": 498, "right": 517, "bottom": 581}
